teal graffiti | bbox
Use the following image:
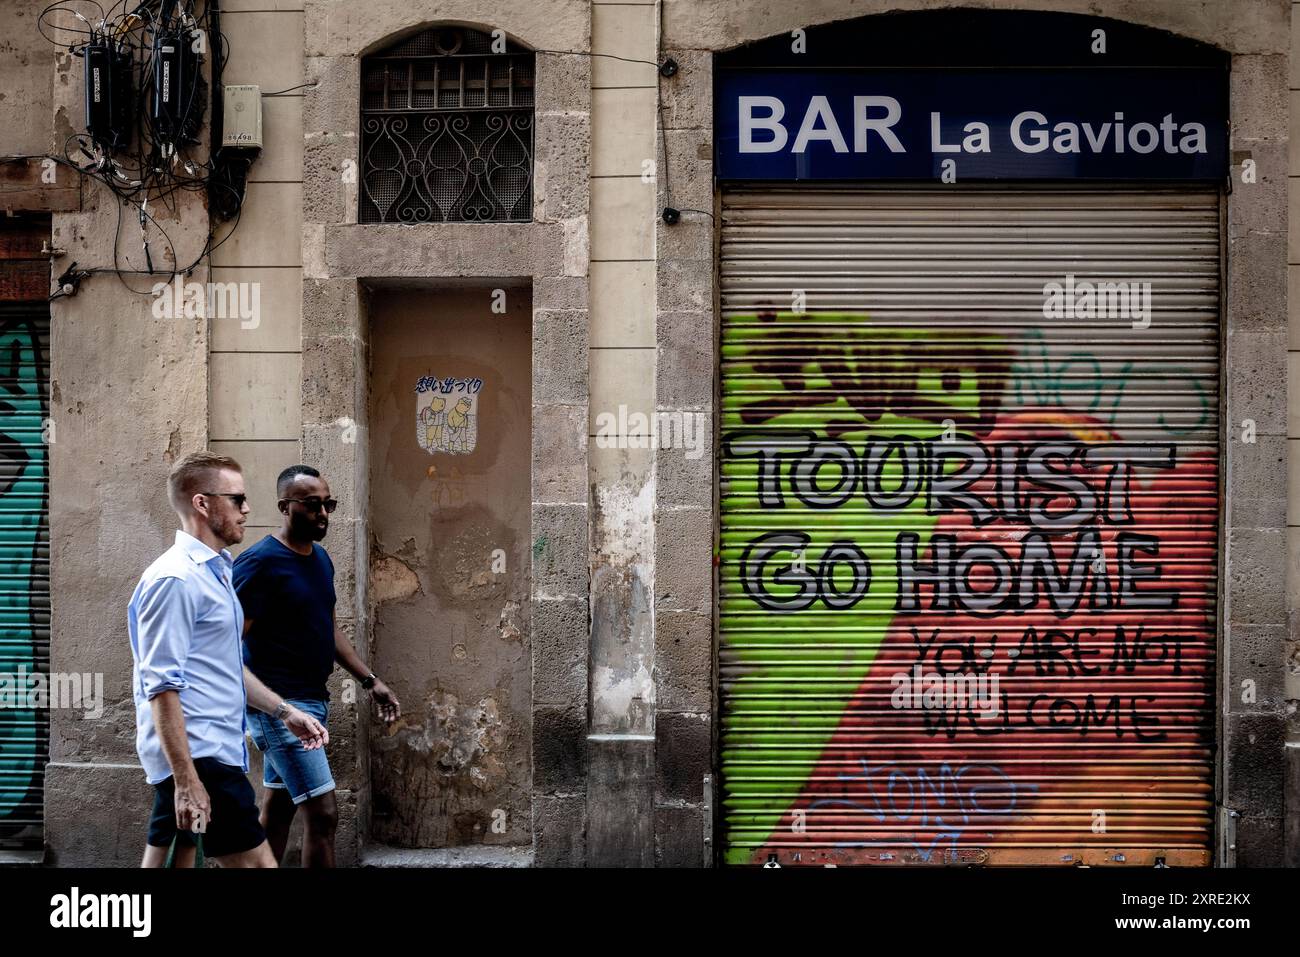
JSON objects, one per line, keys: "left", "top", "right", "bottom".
{"left": 0, "top": 316, "right": 48, "bottom": 839}
{"left": 1010, "top": 329, "right": 1211, "bottom": 435}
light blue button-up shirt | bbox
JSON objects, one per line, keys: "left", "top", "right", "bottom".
{"left": 128, "top": 530, "right": 249, "bottom": 784}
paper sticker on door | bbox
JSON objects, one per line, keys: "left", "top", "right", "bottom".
{"left": 416, "top": 374, "right": 482, "bottom": 455}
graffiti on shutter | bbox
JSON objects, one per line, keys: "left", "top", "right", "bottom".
{"left": 0, "top": 311, "right": 50, "bottom": 845}
{"left": 721, "top": 277, "right": 1217, "bottom": 865}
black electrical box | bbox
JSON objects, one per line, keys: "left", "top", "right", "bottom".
{"left": 151, "top": 30, "right": 204, "bottom": 143}
{"left": 84, "top": 40, "right": 133, "bottom": 151}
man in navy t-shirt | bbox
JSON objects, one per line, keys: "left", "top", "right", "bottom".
{"left": 233, "top": 464, "right": 400, "bottom": 867}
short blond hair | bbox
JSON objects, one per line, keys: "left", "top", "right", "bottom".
{"left": 168, "top": 451, "right": 242, "bottom": 511}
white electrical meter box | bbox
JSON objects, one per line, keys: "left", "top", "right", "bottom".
{"left": 222, "top": 85, "right": 262, "bottom": 148}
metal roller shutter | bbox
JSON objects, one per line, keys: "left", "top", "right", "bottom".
{"left": 718, "top": 186, "right": 1221, "bottom": 866}
{"left": 0, "top": 303, "right": 51, "bottom": 851}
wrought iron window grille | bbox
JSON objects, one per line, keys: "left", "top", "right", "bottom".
{"left": 360, "top": 27, "right": 535, "bottom": 224}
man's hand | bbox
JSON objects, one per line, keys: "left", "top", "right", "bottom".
{"left": 371, "top": 679, "right": 401, "bottom": 724}
{"left": 282, "top": 706, "right": 329, "bottom": 750}
{"left": 174, "top": 774, "right": 212, "bottom": 834}
{"left": 150, "top": 692, "right": 209, "bottom": 833}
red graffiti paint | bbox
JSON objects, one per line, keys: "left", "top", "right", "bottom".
{"left": 754, "top": 410, "right": 1217, "bottom": 866}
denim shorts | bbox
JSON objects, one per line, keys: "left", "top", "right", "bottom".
{"left": 247, "top": 697, "right": 336, "bottom": 805}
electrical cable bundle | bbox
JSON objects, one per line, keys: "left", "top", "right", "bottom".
{"left": 17, "top": 0, "right": 248, "bottom": 297}
{"left": 11, "top": 6, "right": 690, "bottom": 300}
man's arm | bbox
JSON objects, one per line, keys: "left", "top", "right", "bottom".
{"left": 334, "top": 614, "right": 401, "bottom": 723}
{"left": 150, "top": 691, "right": 209, "bottom": 831}
{"left": 150, "top": 690, "right": 196, "bottom": 783}
{"left": 134, "top": 576, "right": 209, "bottom": 831}
{"left": 242, "top": 664, "right": 329, "bottom": 749}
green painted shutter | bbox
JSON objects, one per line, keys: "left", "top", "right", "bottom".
{"left": 719, "top": 186, "right": 1221, "bottom": 866}
{"left": 0, "top": 303, "right": 50, "bottom": 850}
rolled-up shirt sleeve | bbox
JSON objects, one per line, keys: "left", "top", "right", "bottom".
{"left": 134, "top": 575, "right": 195, "bottom": 699}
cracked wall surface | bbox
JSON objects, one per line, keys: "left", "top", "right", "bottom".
{"left": 10, "top": 0, "right": 1295, "bottom": 868}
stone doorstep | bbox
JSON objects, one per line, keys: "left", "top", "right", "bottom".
{"left": 359, "top": 844, "right": 534, "bottom": 868}
{"left": 0, "top": 849, "right": 45, "bottom": 866}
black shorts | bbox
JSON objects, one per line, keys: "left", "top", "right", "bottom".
{"left": 147, "top": 756, "right": 266, "bottom": 859}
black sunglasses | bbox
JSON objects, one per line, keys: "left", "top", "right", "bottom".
{"left": 281, "top": 496, "right": 338, "bottom": 514}
{"left": 200, "top": 491, "right": 248, "bottom": 508}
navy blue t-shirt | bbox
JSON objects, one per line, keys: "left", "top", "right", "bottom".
{"left": 233, "top": 535, "right": 337, "bottom": 702}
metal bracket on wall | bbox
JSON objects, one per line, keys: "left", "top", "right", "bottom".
{"left": 1217, "top": 805, "right": 1239, "bottom": 867}
{"left": 703, "top": 774, "right": 714, "bottom": 867}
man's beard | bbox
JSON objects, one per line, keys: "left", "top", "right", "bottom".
{"left": 208, "top": 510, "right": 243, "bottom": 546}
{"left": 292, "top": 513, "right": 328, "bottom": 542}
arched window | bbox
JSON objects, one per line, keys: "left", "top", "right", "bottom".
{"left": 360, "top": 26, "right": 534, "bottom": 223}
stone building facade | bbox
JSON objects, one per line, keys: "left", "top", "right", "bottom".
{"left": 0, "top": 0, "right": 1295, "bottom": 867}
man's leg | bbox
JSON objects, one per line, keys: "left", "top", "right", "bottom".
{"left": 300, "top": 790, "right": 337, "bottom": 868}
{"left": 260, "top": 787, "right": 298, "bottom": 863}
{"left": 142, "top": 781, "right": 199, "bottom": 868}
{"left": 210, "top": 840, "right": 277, "bottom": 868}
{"left": 141, "top": 844, "right": 168, "bottom": 868}
{"left": 141, "top": 843, "right": 197, "bottom": 868}
{"left": 257, "top": 698, "right": 336, "bottom": 866}
{"left": 190, "top": 759, "right": 271, "bottom": 867}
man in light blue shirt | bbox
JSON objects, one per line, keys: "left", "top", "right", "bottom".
{"left": 128, "top": 451, "right": 329, "bottom": 867}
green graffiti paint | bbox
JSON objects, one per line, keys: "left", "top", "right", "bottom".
{"left": 718, "top": 314, "right": 1012, "bottom": 863}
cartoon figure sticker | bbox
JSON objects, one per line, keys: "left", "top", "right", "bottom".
{"left": 416, "top": 375, "right": 481, "bottom": 454}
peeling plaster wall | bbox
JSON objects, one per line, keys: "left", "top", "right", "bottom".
{"left": 1284, "top": 0, "right": 1300, "bottom": 867}
{"left": 299, "top": 0, "right": 592, "bottom": 863}
{"left": 582, "top": 0, "right": 661, "bottom": 868}
{"left": 0, "top": 1, "right": 57, "bottom": 157}
{"left": 590, "top": 479, "right": 655, "bottom": 731}
{"left": 9, "top": 0, "right": 1290, "bottom": 869}
{"left": 365, "top": 284, "right": 532, "bottom": 848}
{"left": 35, "top": 6, "right": 211, "bottom": 866}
